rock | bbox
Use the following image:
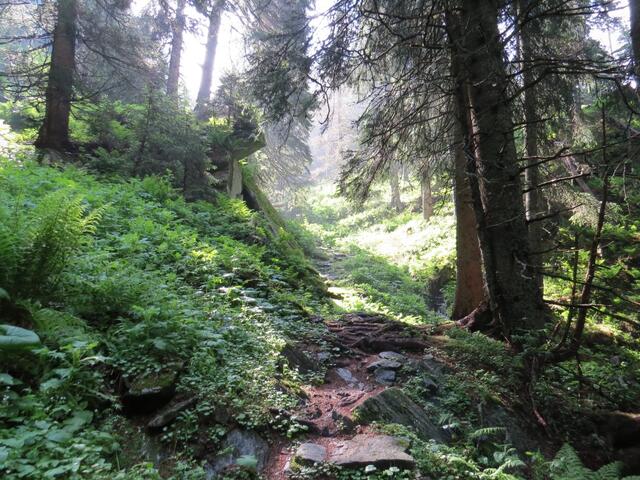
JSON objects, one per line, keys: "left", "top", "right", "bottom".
{"left": 617, "top": 445, "right": 640, "bottom": 475}
{"left": 147, "top": 397, "right": 197, "bottom": 430}
{"left": 379, "top": 351, "right": 406, "bottom": 362}
{"left": 281, "top": 343, "right": 318, "bottom": 374}
{"left": 122, "top": 368, "right": 179, "bottom": 414}
{"left": 316, "top": 352, "right": 331, "bottom": 362}
{"left": 207, "top": 429, "right": 269, "bottom": 476}
{"left": 480, "top": 402, "right": 541, "bottom": 453}
{"left": 366, "top": 359, "right": 402, "bottom": 371}
{"left": 594, "top": 411, "right": 640, "bottom": 449}
{"left": 422, "top": 377, "right": 438, "bottom": 394}
{"left": 332, "top": 410, "right": 356, "bottom": 432}
{"left": 329, "top": 434, "right": 415, "bottom": 469}
{"left": 354, "top": 387, "right": 445, "bottom": 442}
{"left": 374, "top": 369, "right": 396, "bottom": 385}
{"left": 336, "top": 367, "right": 356, "bottom": 383}
{"left": 419, "top": 355, "right": 446, "bottom": 378}
{"left": 294, "top": 443, "right": 326, "bottom": 465}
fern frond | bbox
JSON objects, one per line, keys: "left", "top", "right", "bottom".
{"left": 596, "top": 462, "right": 622, "bottom": 480}
{"left": 2, "top": 191, "right": 103, "bottom": 300}
{"left": 469, "top": 426, "right": 507, "bottom": 441}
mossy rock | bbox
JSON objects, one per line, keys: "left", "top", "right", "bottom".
{"left": 353, "top": 387, "right": 446, "bottom": 442}
{"left": 122, "top": 368, "right": 179, "bottom": 414}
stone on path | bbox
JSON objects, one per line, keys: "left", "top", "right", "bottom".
{"left": 366, "top": 359, "right": 402, "bottom": 371}
{"left": 374, "top": 368, "right": 396, "bottom": 385}
{"left": 354, "top": 387, "right": 445, "bottom": 442}
{"left": 329, "top": 434, "right": 415, "bottom": 469}
{"left": 379, "top": 351, "right": 406, "bottom": 362}
{"left": 294, "top": 443, "right": 327, "bottom": 465}
{"left": 336, "top": 367, "right": 356, "bottom": 383}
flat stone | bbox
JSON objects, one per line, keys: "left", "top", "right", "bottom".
{"left": 379, "top": 351, "right": 406, "bottom": 362}
{"left": 336, "top": 367, "right": 355, "bottom": 383}
{"left": 374, "top": 369, "right": 396, "bottom": 385}
{"left": 294, "top": 443, "right": 326, "bottom": 465}
{"left": 329, "top": 434, "right": 415, "bottom": 469}
{"left": 354, "top": 387, "right": 445, "bottom": 442}
{"left": 366, "top": 359, "right": 402, "bottom": 371}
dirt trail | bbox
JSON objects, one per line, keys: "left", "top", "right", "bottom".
{"left": 264, "top": 307, "right": 434, "bottom": 478}
{"left": 264, "top": 347, "right": 386, "bottom": 479}
{"left": 261, "top": 249, "right": 439, "bottom": 478}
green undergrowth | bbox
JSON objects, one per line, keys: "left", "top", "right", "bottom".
{"left": 288, "top": 183, "right": 455, "bottom": 323}
{"left": 0, "top": 157, "right": 329, "bottom": 478}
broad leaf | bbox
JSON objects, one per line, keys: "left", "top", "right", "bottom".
{"left": 0, "top": 324, "right": 41, "bottom": 351}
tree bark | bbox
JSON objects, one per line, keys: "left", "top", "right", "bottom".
{"left": 518, "top": 0, "right": 544, "bottom": 297}
{"left": 631, "top": 0, "right": 640, "bottom": 80}
{"left": 421, "top": 165, "right": 434, "bottom": 220}
{"left": 166, "top": 0, "right": 186, "bottom": 96}
{"left": 452, "top": 123, "right": 487, "bottom": 320}
{"left": 195, "top": 0, "right": 225, "bottom": 119}
{"left": 35, "top": 0, "right": 77, "bottom": 151}
{"left": 389, "top": 160, "right": 402, "bottom": 212}
{"left": 447, "top": 0, "right": 545, "bottom": 337}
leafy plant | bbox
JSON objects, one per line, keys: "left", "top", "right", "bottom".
{"left": 548, "top": 444, "right": 640, "bottom": 480}
{"left": 0, "top": 324, "right": 40, "bottom": 351}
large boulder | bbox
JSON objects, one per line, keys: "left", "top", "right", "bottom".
{"left": 354, "top": 387, "right": 445, "bottom": 442}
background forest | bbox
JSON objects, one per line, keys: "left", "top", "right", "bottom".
{"left": 0, "top": 0, "right": 639, "bottom": 479}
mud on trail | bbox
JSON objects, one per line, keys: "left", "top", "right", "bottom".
{"left": 263, "top": 312, "right": 442, "bottom": 479}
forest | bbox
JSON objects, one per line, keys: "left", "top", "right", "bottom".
{"left": 0, "top": 0, "right": 639, "bottom": 478}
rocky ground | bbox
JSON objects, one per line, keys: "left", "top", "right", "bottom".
{"left": 124, "top": 249, "right": 640, "bottom": 478}
{"left": 262, "top": 312, "right": 447, "bottom": 479}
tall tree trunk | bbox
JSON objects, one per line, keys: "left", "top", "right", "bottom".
{"left": 518, "top": 0, "right": 544, "bottom": 298}
{"left": 452, "top": 123, "right": 486, "bottom": 320}
{"left": 35, "top": 0, "right": 77, "bottom": 151}
{"left": 421, "top": 165, "right": 434, "bottom": 220}
{"left": 447, "top": 0, "right": 545, "bottom": 338}
{"left": 389, "top": 161, "right": 402, "bottom": 212}
{"left": 195, "top": 0, "right": 225, "bottom": 119}
{"left": 631, "top": 0, "right": 640, "bottom": 80}
{"left": 166, "top": 0, "right": 186, "bottom": 96}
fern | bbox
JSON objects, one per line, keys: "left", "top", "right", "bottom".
{"left": 0, "top": 191, "right": 103, "bottom": 302}
{"left": 550, "top": 443, "right": 632, "bottom": 480}
{"left": 469, "top": 426, "right": 507, "bottom": 441}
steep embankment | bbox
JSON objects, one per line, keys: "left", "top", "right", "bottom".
{"left": 0, "top": 160, "right": 328, "bottom": 479}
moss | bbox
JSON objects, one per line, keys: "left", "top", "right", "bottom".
{"left": 128, "top": 369, "right": 178, "bottom": 395}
